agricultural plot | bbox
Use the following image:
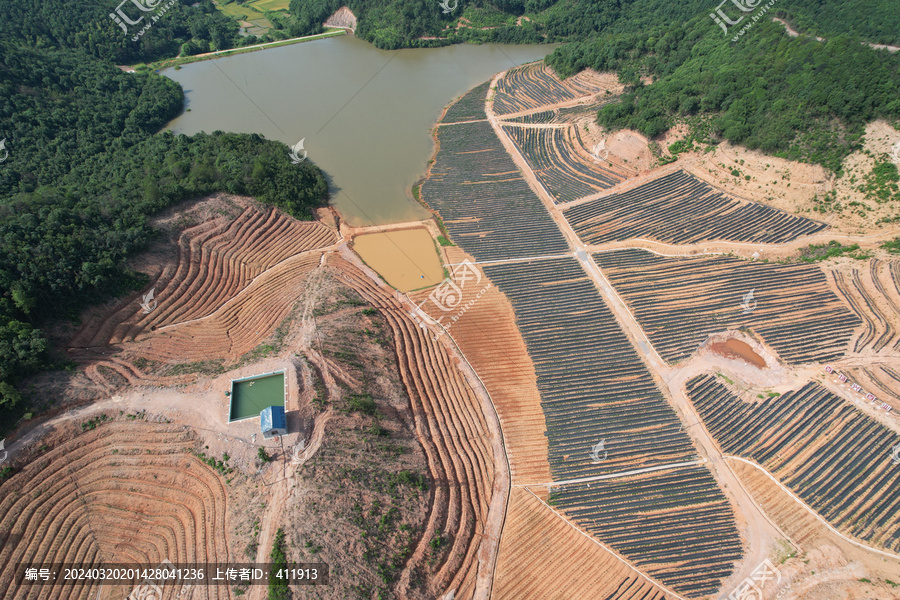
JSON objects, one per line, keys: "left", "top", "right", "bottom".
{"left": 830, "top": 259, "right": 900, "bottom": 352}
{"left": 420, "top": 120, "right": 569, "bottom": 260}
{"left": 481, "top": 258, "right": 698, "bottom": 480}
{"left": 500, "top": 99, "right": 619, "bottom": 125}
{"left": 0, "top": 420, "right": 230, "bottom": 599}
{"left": 441, "top": 81, "right": 491, "bottom": 124}
{"left": 332, "top": 256, "right": 496, "bottom": 599}
{"left": 409, "top": 246, "right": 552, "bottom": 484}
{"left": 551, "top": 465, "right": 742, "bottom": 598}
{"left": 493, "top": 487, "right": 671, "bottom": 600}
{"left": 688, "top": 375, "right": 900, "bottom": 552}
{"left": 502, "top": 124, "right": 628, "bottom": 203}
{"left": 563, "top": 170, "right": 827, "bottom": 244}
{"left": 492, "top": 63, "right": 606, "bottom": 115}
{"left": 593, "top": 249, "right": 861, "bottom": 364}
{"left": 71, "top": 204, "right": 335, "bottom": 348}
{"left": 845, "top": 365, "right": 900, "bottom": 407}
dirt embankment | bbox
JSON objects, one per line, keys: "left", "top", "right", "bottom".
{"left": 324, "top": 7, "right": 357, "bottom": 32}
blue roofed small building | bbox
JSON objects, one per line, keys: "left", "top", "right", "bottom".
{"left": 260, "top": 405, "right": 287, "bottom": 439}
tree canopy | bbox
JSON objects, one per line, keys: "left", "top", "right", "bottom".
{"left": 0, "top": 43, "right": 328, "bottom": 435}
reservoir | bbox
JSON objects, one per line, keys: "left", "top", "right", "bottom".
{"left": 163, "top": 34, "right": 555, "bottom": 225}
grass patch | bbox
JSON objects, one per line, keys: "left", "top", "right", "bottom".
{"left": 796, "top": 240, "right": 872, "bottom": 262}
{"left": 436, "top": 235, "right": 454, "bottom": 247}
{"left": 268, "top": 528, "right": 290, "bottom": 600}
{"left": 881, "top": 237, "right": 900, "bottom": 254}
{"left": 347, "top": 394, "right": 378, "bottom": 416}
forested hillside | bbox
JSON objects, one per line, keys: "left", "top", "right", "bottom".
{"left": 546, "top": 18, "right": 900, "bottom": 172}
{"left": 0, "top": 44, "right": 328, "bottom": 434}
{"left": 0, "top": 0, "right": 292, "bottom": 64}
{"left": 287, "top": 0, "right": 900, "bottom": 49}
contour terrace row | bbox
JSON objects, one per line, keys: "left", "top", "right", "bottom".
{"left": 563, "top": 170, "right": 827, "bottom": 245}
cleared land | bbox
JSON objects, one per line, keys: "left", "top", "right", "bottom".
{"left": 71, "top": 199, "right": 335, "bottom": 348}
{"left": 330, "top": 255, "right": 497, "bottom": 599}
{"left": 593, "top": 248, "right": 861, "bottom": 364}
{"left": 0, "top": 420, "right": 230, "bottom": 600}
{"left": 688, "top": 375, "right": 900, "bottom": 552}
{"left": 563, "top": 170, "right": 827, "bottom": 245}
{"left": 409, "top": 246, "right": 552, "bottom": 485}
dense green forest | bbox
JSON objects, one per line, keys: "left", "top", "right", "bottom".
{"left": 286, "top": 0, "right": 900, "bottom": 50}
{"left": 0, "top": 43, "right": 328, "bottom": 435}
{"left": 0, "top": 0, "right": 301, "bottom": 64}
{"left": 545, "top": 18, "right": 900, "bottom": 172}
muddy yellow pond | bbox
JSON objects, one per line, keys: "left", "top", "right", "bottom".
{"left": 353, "top": 229, "right": 444, "bottom": 292}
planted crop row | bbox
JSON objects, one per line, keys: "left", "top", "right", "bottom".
{"left": 492, "top": 63, "right": 603, "bottom": 115}
{"left": 482, "top": 258, "right": 698, "bottom": 481}
{"left": 503, "top": 124, "right": 627, "bottom": 203}
{"left": 593, "top": 249, "right": 860, "bottom": 364}
{"left": 494, "top": 487, "right": 669, "bottom": 600}
{"left": 421, "top": 120, "right": 569, "bottom": 260}
{"left": 551, "top": 466, "right": 742, "bottom": 598}
{"left": 831, "top": 260, "right": 900, "bottom": 352}
{"left": 688, "top": 374, "right": 900, "bottom": 552}
{"left": 499, "top": 100, "right": 617, "bottom": 126}
{"left": 441, "top": 80, "right": 490, "bottom": 124}
{"left": 563, "top": 170, "right": 826, "bottom": 244}
{"left": 0, "top": 421, "right": 230, "bottom": 599}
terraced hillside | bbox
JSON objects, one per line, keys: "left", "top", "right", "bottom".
{"left": 481, "top": 257, "right": 698, "bottom": 480}
{"left": 502, "top": 124, "right": 629, "bottom": 202}
{"left": 501, "top": 101, "right": 617, "bottom": 125}
{"left": 409, "top": 246, "right": 552, "bottom": 484}
{"left": 493, "top": 487, "right": 672, "bottom": 600}
{"left": 71, "top": 202, "right": 336, "bottom": 349}
{"left": 551, "top": 465, "right": 742, "bottom": 598}
{"left": 593, "top": 249, "right": 861, "bottom": 364}
{"left": 563, "top": 170, "right": 827, "bottom": 245}
{"left": 830, "top": 259, "right": 900, "bottom": 353}
{"left": 0, "top": 420, "right": 229, "bottom": 599}
{"left": 420, "top": 118, "right": 569, "bottom": 260}
{"left": 688, "top": 375, "right": 900, "bottom": 552}
{"left": 331, "top": 256, "right": 496, "bottom": 600}
{"left": 491, "top": 62, "right": 608, "bottom": 116}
